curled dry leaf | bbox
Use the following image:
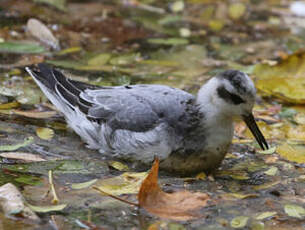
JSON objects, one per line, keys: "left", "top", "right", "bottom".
{"left": 138, "top": 158, "right": 211, "bottom": 221}
{"left": 0, "top": 183, "right": 39, "bottom": 221}
{"left": 27, "top": 18, "right": 60, "bottom": 50}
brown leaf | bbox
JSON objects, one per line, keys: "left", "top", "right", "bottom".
{"left": 0, "top": 152, "right": 46, "bottom": 162}
{"left": 138, "top": 158, "right": 211, "bottom": 221}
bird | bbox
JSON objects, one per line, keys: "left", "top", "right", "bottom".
{"left": 25, "top": 64, "right": 268, "bottom": 175}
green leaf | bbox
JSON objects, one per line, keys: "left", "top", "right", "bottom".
{"left": 229, "top": 3, "right": 246, "bottom": 20}
{"left": 284, "top": 204, "right": 305, "bottom": 218}
{"left": 0, "top": 137, "right": 34, "bottom": 151}
{"left": 255, "top": 211, "right": 277, "bottom": 220}
{"left": 257, "top": 146, "right": 276, "bottom": 155}
{"left": 230, "top": 216, "right": 249, "bottom": 228}
{"left": 88, "top": 53, "right": 111, "bottom": 66}
{"left": 27, "top": 203, "right": 67, "bottom": 213}
{"left": 0, "top": 42, "right": 45, "bottom": 54}
{"left": 71, "top": 179, "right": 97, "bottom": 190}
{"left": 264, "top": 166, "right": 278, "bottom": 176}
{"left": 147, "top": 38, "right": 189, "bottom": 46}
{"left": 34, "top": 0, "right": 66, "bottom": 11}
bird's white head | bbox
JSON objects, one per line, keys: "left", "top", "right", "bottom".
{"left": 197, "top": 70, "right": 268, "bottom": 150}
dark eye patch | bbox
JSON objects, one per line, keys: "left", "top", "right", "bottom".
{"left": 217, "top": 86, "right": 245, "bottom": 105}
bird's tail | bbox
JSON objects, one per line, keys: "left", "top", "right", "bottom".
{"left": 25, "top": 63, "right": 95, "bottom": 115}
{"left": 26, "top": 64, "right": 102, "bottom": 149}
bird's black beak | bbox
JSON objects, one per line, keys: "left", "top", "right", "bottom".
{"left": 242, "top": 113, "right": 269, "bottom": 150}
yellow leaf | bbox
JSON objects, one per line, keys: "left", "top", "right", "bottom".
{"left": 255, "top": 211, "right": 277, "bottom": 220}
{"left": 230, "top": 216, "right": 249, "bottom": 228}
{"left": 277, "top": 142, "right": 305, "bottom": 163}
{"left": 71, "top": 179, "right": 97, "bottom": 190}
{"left": 229, "top": 3, "right": 246, "bottom": 20}
{"left": 36, "top": 127, "right": 54, "bottom": 140}
{"left": 95, "top": 172, "right": 148, "bottom": 196}
{"left": 284, "top": 204, "right": 305, "bottom": 218}
{"left": 109, "top": 161, "right": 129, "bottom": 171}
{"left": 0, "top": 101, "right": 20, "bottom": 109}
{"left": 264, "top": 166, "right": 278, "bottom": 176}
{"left": 254, "top": 51, "right": 305, "bottom": 104}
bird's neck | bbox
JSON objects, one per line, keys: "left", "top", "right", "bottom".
{"left": 196, "top": 78, "right": 234, "bottom": 151}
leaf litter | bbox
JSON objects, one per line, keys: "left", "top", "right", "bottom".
{"left": 1, "top": 0, "right": 305, "bottom": 229}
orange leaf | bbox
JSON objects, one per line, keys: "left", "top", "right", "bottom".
{"left": 138, "top": 158, "right": 211, "bottom": 221}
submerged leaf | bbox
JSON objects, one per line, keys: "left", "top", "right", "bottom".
{"left": 27, "top": 203, "right": 67, "bottom": 213}
{"left": 255, "top": 211, "right": 277, "bottom": 220}
{"left": 147, "top": 38, "right": 189, "bottom": 46}
{"left": 0, "top": 101, "right": 20, "bottom": 109}
{"left": 138, "top": 158, "right": 210, "bottom": 221}
{"left": 257, "top": 146, "right": 276, "bottom": 155}
{"left": 71, "top": 179, "right": 97, "bottom": 190}
{"left": 284, "top": 204, "right": 305, "bottom": 218}
{"left": 87, "top": 53, "right": 111, "bottom": 66}
{"left": 0, "top": 42, "right": 45, "bottom": 54}
{"left": 109, "top": 161, "right": 129, "bottom": 171}
{"left": 36, "top": 127, "right": 54, "bottom": 140}
{"left": 0, "top": 137, "right": 34, "bottom": 151}
{"left": 34, "top": 0, "right": 66, "bottom": 11}
{"left": 254, "top": 51, "right": 305, "bottom": 104}
{"left": 277, "top": 143, "right": 305, "bottom": 163}
{"left": 229, "top": 3, "right": 246, "bottom": 20}
{"left": 264, "top": 166, "right": 278, "bottom": 176}
{"left": 13, "top": 109, "right": 57, "bottom": 119}
{"left": 95, "top": 172, "right": 148, "bottom": 196}
{"left": 230, "top": 216, "right": 249, "bottom": 228}
{"left": 0, "top": 152, "right": 46, "bottom": 162}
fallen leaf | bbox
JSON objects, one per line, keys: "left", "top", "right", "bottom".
{"left": 27, "top": 203, "right": 67, "bottom": 213}
{"left": 277, "top": 142, "right": 305, "bottom": 163}
{"left": 255, "top": 211, "right": 277, "bottom": 220}
{"left": 36, "top": 127, "right": 54, "bottom": 140}
{"left": 109, "top": 161, "right": 129, "bottom": 171}
{"left": 0, "top": 136, "right": 34, "bottom": 151}
{"left": 138, "top": 158, "right": 210, "bottom": 221}
{"left": 12, "top": 109, "right": 57, "bottom": 119}
{"left": 0, "top": 152, "right": 46, "bottom": 162}
{"left": 33, "top": 0, "right": 66, "bottom": 11}
{"left": 264, "top": 166, "right": 278, "bottom": 176}
{"left": 229, "top": 3, "right": 246, "bottom": 20}
{"left": 147, "top": 38, "right": 189, "bottom": 46}
{"left": 0, "top": 101, "right": 20, "bottom": 109}
{"left": 254, "top": 51, "right": 305, "bottom": 104}
{"left": 27, "top": 18, "right": 60, "bottom": 50}
{"left": 87, "top": 53, "right": 111, "bottom": 66}
{"left": 71, "top": 179, "right": 98, "bottom": 189}
{"left": 284, "top": 204, "right": 305, "bottom": 218}
{"left": 257, "top": 146, "right": 276, "bottom": 155}
{"left": 222, "top": 193, "right": 259, "bottom": 200}
{"left": 0, "top": 41, "right": 45, "bottom": 54}
{"left": 253, "top": 180, "right": 281, "bottom": 190}
{"left": 0, "top": 183, "right": 39, "bottom": 221}
{"left": 95, "top": 172, "right": 148, "bottom": 196}
{"left": 230, "top": 216, "right": 249, "bottom": 228}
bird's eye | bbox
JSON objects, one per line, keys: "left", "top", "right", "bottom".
{"left": 217, "top": 86, "right": 245, "bottom": 105}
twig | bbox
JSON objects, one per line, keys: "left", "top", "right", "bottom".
{"left": 92, "top": 186, "right": 139, "bottom": 207}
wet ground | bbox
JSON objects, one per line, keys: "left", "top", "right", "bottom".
{"left": 1, "top": 0, "right": 305, "bottom": 229}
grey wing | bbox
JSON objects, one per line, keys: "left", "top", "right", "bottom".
{"left": 78, "top": 85, "right": 196, "bottom": 162}
{"left": 80, "top": 85, "right": 195, "bottom": 133}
